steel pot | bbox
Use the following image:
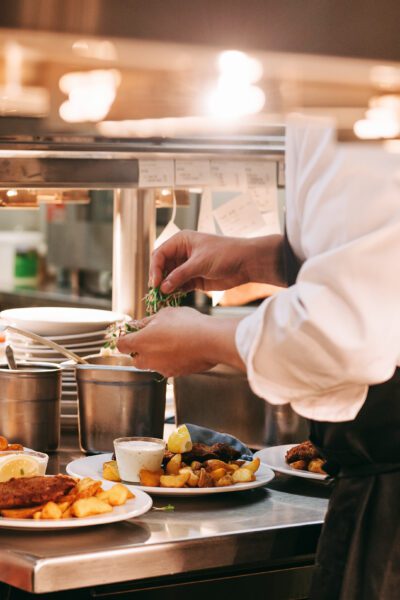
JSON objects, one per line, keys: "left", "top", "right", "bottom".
{"left": 73, "top": 355, "right": 167, "bottom": 454}
{"left": 0, "top": 362, "right": 61, "bottom": 452}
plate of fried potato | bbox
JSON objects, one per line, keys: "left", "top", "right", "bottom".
{"left": 254, "top": 444, "right": 328, "bottom": 481}
{"left": 66, "top": 453, "right": 275, "bottom": 496}
{"left": 0, "top": 476, "right": 152, "bottom": 529}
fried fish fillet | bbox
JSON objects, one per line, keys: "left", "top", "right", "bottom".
{"left": 164, "top": 442, "right": 241, "bottom": 465}
{"left": 0, "top": 475, "right": 76, "bottom": 509}
{"left": 285, "top": 440, "right": 320, "bottom": 464}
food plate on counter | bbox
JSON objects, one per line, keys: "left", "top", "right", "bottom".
{"left": 254, "top": 444, "right": 328, "bottom": 481}
{"left": 66, "top": 453, "right": 275, "bottom": 496}
{"left": 0, "top": 480, "right": 152, "bottom": 530}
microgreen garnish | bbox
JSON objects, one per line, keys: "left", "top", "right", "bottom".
{"left": 152, "top": 504, "right": 175, "bottom": 512}
{"left": 144, "top": 286, "right": 186, "bottom": 316}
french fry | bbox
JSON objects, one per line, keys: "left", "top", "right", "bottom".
{"left": 160, "top": 472, "right": 190, "bottom": 488}
{"left": 97, "top": 483, "right": 129, "bottom": 506}
{"left": 166, "top": 453, "right": 182, "bottom": 475}
{"left": 1, "top": 505, "right": 45, "bottom": 519}
{"left": 41, "top": 502, "right": 63, "bottom": 520}
{"left": 61, "top": 507, "right": 73, "bottom": 519}
{"left": 139, "top": 469, "right": 163, "bottom": 487}
{"left": 72, "top": 497, "right": 113, "bottom": 518}
{"left": 232, "top": 468, "right": 253, "bottom": 483}
{"left": 308, "top": 458, "right": 326, "bottom": 474}
{"left": 75, "top": 478, "right": 102, "bottom": 499}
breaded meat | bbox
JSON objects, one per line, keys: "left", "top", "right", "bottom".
{"left": 285, "top": 440, "right": 320, "bottom": 464}
{"left": 0, "top": 475, "right": 76, "bottom": 509}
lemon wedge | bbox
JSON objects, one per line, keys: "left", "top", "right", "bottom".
{"left": 167, "top": 425, "right": 193, "bottom": 454}
{"left": 0, "top": 456, "right": 41, "bottom": 483}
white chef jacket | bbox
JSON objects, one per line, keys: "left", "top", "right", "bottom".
{"left": 235, "top": 115, "right": 400, "bottom": 422}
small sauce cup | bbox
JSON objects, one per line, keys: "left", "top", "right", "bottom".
{"left": 113, "top": 436, "right": 165, "bottom": 483}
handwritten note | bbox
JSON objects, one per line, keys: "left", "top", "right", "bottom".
{"left": 139, "top": 160, "right": 174, "bottom": 187}
{"left": 210, "top": 160, "right": 245, "bottom": 189}
{"left": 213, "top": 193, "right": 268, "bottom": 238}
{"left": 175, "top": 160, "right": 211, "bottom": 186}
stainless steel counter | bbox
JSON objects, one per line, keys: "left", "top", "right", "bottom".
{"left": 0, "top": 437, "right": 330, "bottom": 597}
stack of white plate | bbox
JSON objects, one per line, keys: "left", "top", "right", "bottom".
{"left": 0, "top": 307, "right": 130, "bottom": 430}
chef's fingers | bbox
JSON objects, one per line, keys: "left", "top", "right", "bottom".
{"left": 116, "top": 331, "right": 141, "bottom": 355}
{"left": 160, "top": 260, "right": 203, "bottom": 294}
{"left": 149, "top": 232, "right": 190, "bottom": 288}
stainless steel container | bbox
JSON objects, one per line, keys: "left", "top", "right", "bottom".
{"left": 174, "top": 364, "right": 308, "bottom": 450}
{"left": 0, "top": 362, "right": 61, "bottom": 452}
{"left": 75, "top": 355, "right": 167, "bottom": 454}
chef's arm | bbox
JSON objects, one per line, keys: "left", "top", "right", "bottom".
{"left": 149, "top": 231, "right": 286, "bottom": 294}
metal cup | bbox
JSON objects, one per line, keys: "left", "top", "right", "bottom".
{"left": 0, "top": 362, "right": 61, "bottom": 452}
{"left": 74, "top": 355, "right": 167, "bottom": 454}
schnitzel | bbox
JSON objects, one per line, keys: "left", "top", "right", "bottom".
{"left": 0, "top": 475, "right": 76, "bottom": 509}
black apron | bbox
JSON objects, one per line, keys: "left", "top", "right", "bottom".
{"left": 283, "top": 233, "right": 400, "bottom": 600}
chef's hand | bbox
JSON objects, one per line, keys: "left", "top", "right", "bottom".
{"left": 116, "top": 307, "right": 245, "bottom": 377}
{"left": 149, "top": 230, "right": 285, "bottom": 294}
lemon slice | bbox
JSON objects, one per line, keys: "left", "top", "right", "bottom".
{"left": 167, "top": 425, "right": 193, "bottom": 454}
{"left": 0, "top": 456, "right": 41, "bottom": 483}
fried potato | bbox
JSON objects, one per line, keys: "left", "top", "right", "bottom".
{"left": 72, "top": 497, "right": 113, "bottom": 518}
{"left": 1, "top": 505, "right": 45, "bottom": 519}
{"left": 197, "top": 468, "right": 213, "bottom": 488}
{"left": 102, "top": 460, "right": 121, "bottom": 482}
{"left": 190, "top": 461, "right": 202, "bottom": 471}
{"left": 96, "top": 483, "right": 130, "bottom": 506}
{"left": 209, "top": 468, "right": 226, "bottom": 482}
{"left": 245, "top": 458, "right": 260, "bottom": 474}
{"left": 139, "top": 469, "right": 163, "bottom": 487}
{"left": 0, "top": 436, "right": 8, "bottom": 451}
{"left": 33, "top": 511, "right": 42, "bottom": 520}
{"left": 56, "top": 500, "right": 72, "bottom": 513}
{"left": 232, "top": 468, "right": 254, "bottom": 483}
{"left": 75, "top": 478, "right": 102, "bottom": 499}
{"left": 204, "top": 459, "right": 227, "bottom": 472}
{"left": 6, "top": 444, "right": 24, "bottom": 451}
{"left": 166, "top": 453, "right": 182, "bottom": 475}
{"left": 61, "top": 507, "right": 73, "bottom": 519}
{"left": 41, "top": 502, "right": 63, "bottom": 520}
{"left": 179, "top": 467, "right": 199, "bottom": 487}
{"left": 160, "top": 472, "right": 190, "bottom": 488}
{"left": 216, "top": 474, "right": 234, "bottom": 487}
{"left": 290, "top": 460, "right": 307, "bottom": 471}
{"left": 308, "top": 458, "right": 326, "bottom": 474}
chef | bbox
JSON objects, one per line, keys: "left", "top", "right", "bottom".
{"left": 118, "top": 116, "right": 400, "bottom": 600}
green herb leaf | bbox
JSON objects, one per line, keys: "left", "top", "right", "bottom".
{"left": 152, "top": 504, "right": 175, "bottom": 512}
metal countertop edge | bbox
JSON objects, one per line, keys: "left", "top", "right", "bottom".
{"left": 3, "top": 522, "right": 322, "bottom": 594}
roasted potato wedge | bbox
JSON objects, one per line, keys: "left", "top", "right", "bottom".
{"left": 308, "top": 458, "right": 326, "bottom": 474}
{"left": 215, "top": 474, "right": 234, "bottom": 487}
{"left": 160, "top": 472, "right": 190, "bottom": 488}
{"left": 209, "top": 468, "right": 226, "bottom": 481}
{"left": 179, "top": 467, "right": 200, "bottom": 487}
{"left": 102, "top": 460, "right": 121, "bottom": 482}
{"left": 197, "top": 468, "right": 213, "bottom": 488}
{"left": 166, "top": 453, "right": 182, "bottom": 475}
{"left": 0, "top": 436, "right": 8, "bottom": 451}
{"left": 97, "top": 483, "right": 131, "bottom": 506}
{"left": 75, "top": 478, "right": 102, "bottom": 499}
{"left": 290, "top": 460, "right": 307, "bottom": 470}
{"left": 232, "top": 468, "right": 254, "bottom": 484}
{"left": 139, "top": 469, "right": 163, "bottom": 487}
{"left": 245, "top": 458, "right": 260, "bottom": 474}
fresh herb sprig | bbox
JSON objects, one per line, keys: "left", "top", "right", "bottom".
{"left": 144, "top": 286, "right": 186, "bottom": 316}
{"left": 104, "top": 321, "right": 140, "bottom": 350}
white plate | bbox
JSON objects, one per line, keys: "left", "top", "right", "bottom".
{"left": 254, "top": 445, "right": 327, "bottom": 481}
{"left": 1, "top": 307, "right": 129, "bottom": 336}
{"left": 8, "top": 338, "right": 106, "bottom": 351}
{"left": 66, "top": 453, "right": 275, "bottom": 497}
{"left": 7, "top": 330, "right": 108, "bottom": 345}
{"left": 10, "top": 345, "right": 103, "bottom": 357}
{"left": 0, "top": 480, "right": 152, "bottom": 530}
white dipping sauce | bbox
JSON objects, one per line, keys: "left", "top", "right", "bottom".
{"left": 114, "top": 438, "right": 165, "bottom": 483}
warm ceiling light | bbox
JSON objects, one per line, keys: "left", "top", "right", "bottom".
{"left": 72, "top": 40, "right": 117, "bottom": 61}
{"left": 205, "top": 50, "right": 265, "bottom": 119}
{"left": 59, "top": 70, "right": 121, "bottom": 123}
